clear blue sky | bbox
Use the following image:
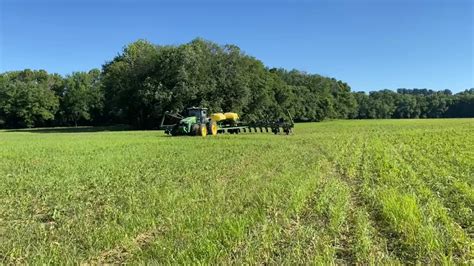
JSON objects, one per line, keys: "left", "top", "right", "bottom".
{"left": 1, "top": 0, "right": 472, "bottom": 92}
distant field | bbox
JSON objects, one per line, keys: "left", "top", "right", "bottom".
{"left": 0, "top": 119, "right": 473, "bottom": 264}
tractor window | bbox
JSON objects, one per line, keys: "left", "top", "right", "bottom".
{"left": 187, "top": 109, "right": 201, "bottom": 118}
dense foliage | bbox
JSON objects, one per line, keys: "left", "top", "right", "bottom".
{"left": 0, "top": 39, "right": 472, "bottom": 128}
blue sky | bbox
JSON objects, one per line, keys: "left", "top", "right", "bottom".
{"left": 1, "top": 0, "right": 472, "bottom": 92}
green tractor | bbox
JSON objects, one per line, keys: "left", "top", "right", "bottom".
{"left": 160, "top": 106, "right": 294, "bottom": 137}
{"left": 160, "top": 107, "right": 218, "bottom": 136}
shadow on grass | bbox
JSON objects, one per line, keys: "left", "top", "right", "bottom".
{"left": 5, "top": 125, "right": 134, "bottom": 133}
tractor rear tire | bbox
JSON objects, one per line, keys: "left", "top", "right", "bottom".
{"left": 171, "top": 124, "right": 181, "bottom": 136}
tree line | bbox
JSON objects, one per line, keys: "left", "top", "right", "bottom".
{"left": 0, "top": 38, "right": 472, "bottom": 129}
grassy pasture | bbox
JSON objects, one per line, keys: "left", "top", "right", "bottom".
{"left": 0, "top": 119, "right": 473, "bottom": 264}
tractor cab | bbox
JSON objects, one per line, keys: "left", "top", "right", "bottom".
{"left": 185, "top": 107, "right": 209, "bottom": 124}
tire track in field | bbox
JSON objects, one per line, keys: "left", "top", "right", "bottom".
{"left": 333, "top": 165, "right": 366, "bottom": 263}
{"left": 247, "top": 135, "right": 382, "bottom": 264}
{"left": 329, "top": 135, "right": 421, "bottom": 264}
{"left": 239, "top": 159, "right": 335, "bottom": 264}
{"left": 279, "top": 160, "right": 342, "bottom": 264}
{"left": 353, "top": 136, "right": 424, "bottom": 263}
{"left": 329, "top": 135, "right": 397, "bottom": 264}
{"left": 322, "top": 137, "right": 359, "bottom": 264}
{"left": 213, "top": 138, "right": 342, "bottom": 264}
{"left": 233, "top": 135, "right": 388, "bottom": 264}
{"left": 221, "top": 146, "right": 329, "bottom": 264}
{"left": 350, "top": 137, "right": 408, "bottom": 264}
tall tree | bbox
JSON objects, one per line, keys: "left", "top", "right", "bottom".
{"left": 0, "top": 70, "right": 59, "bottom": 128}
{"left": 60, "top": 69, "right": 103, "bottom": 126}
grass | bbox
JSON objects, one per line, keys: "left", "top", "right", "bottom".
{"left": 0, "top": 119, "right": 473, "bottom": 264}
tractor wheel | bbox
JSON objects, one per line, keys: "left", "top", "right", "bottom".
{"left": 208, "top": 122, "right": 218, "bottom": 136}
{"left": 199, "top": 124, "right": 207, "bottom": 137}
{"left": 171, "top": 124, "right": 180, "bottom": 136}
{"left": 192, "top": 124, "right": 200, "bottom": 136}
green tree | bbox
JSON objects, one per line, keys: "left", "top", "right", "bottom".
{"left": 0, "top": 70, "right": 59, "bottom": 127}
{"left": 102, "top": 40, "right": 160, "bottom": 128}
{"left": 60, "top": 69, "right": 103, "bottom": 126}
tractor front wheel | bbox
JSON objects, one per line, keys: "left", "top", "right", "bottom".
{"left": 192, "top": 124, "right": 200, "bottom": 136}
{"left": 199, "top": 124, "right": 208, "bottom": 137}
{"left": 208, "top": 122, "right": 218, "bottom": 136}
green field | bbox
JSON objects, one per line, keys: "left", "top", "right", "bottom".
{"left": 0, "top": 119, "right": 473, "bottom": 264}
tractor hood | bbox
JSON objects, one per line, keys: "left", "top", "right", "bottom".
{"left": 177, "top": 116, "right": 197, "bottom": 134}
{"left": 180, "top": 116, "right": 197, "bottom": 125}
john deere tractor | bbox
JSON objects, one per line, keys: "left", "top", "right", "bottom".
{"left": 160, "top": 107, "right": 218, "bottom": 136}
{"left": 160, "top": 106, "right": 294, "bottom": 137}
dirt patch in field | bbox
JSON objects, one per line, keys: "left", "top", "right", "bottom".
{"left": 84, "top": 226, "right": 166, "bottom": 264}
